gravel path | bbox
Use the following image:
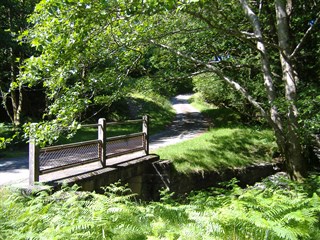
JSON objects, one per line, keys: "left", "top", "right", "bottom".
{"left": 0, "top": 94, "right": 208, "bottom": 186}
{"left": 150, "top": 94, "right": 209, "bottom": 150}
{"left": 0, "top": 156, "right": 29, "bottom": 186}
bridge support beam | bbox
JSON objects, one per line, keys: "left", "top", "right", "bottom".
{"left": 29, "top": 128, "right": 39, "bottom": 185}
{"left": 143, "top": 115, "right": 149, "bottom": 155}
{"left": 48, "top": 154, "right": 160, "bottom": 200}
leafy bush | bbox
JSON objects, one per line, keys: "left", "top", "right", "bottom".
{"left": 0, "top": 123, "right": 27, "bottom": 154}
{"left": 193, "top": 73, "right": 238, "bottom": 107}
{"left": 298, "top": 83, "right": 320, "bottom": 137}
{"left": 193, "top": 73, "right": 264, "bottom": 124}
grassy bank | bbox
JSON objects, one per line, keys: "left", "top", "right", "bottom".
{"left": 57, "top": 93, "right": 175, "bottom": 144}
{"left": 155, "top": 127, "right": 277, "bottom": 173}
{"left": 154, "top": 94, "right": 278, "bottom": 173}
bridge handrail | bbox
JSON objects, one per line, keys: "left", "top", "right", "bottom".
{"left": 106, "top": 119, "right": 142, "bottom": 126}
{"left": 29, "top": 115, "right": 149, "bottom": 185}
{"left": 105, "top": 132, "right": 146, "bottom": 159}
{"left": 81, "top": 123, "right": 102, "bottom": 128}
{"left": 38, "top": 139, "right": 102, "bottom": 174}
{"left": 40, "top": 139, "right": 101, "bottom": 153}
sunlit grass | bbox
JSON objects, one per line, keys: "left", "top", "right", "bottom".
{"left": 189, "top": 92, "right": 215, "bottom": 112}
{"left": 154, "top": 127, "right": 277, "bottom": 173}
{"left": 154, "top": 93, "right": 278, "bottom": 173}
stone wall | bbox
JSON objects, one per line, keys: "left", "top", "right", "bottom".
{"left": 146, "top": 160, "right": 284, "bottom": 200}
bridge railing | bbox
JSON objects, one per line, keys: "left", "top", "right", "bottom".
{"left": 29, "top": 115, "right": 149, "bottom": 185}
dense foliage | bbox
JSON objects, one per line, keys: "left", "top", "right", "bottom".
{"left": 0, "top": 0, "right": 319, "bottom": 180}
{"left": 193, "top": 73, "right": 259, "bottom": 123}
{"left": 1, "top": 175, "right": 319, "bottom": 240}
{"left": 0, "top": 0, "right": 40, "bottom": 125}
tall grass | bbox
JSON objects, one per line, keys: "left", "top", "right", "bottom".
{"left": 1, "top": 175, "right": 319, "bottom": 240}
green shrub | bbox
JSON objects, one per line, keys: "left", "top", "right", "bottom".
{"left": 193, "top": 73, "right": 263, "bottom": 124}
{"left": 193, "top": 73, "right": 238, "bottom": 107}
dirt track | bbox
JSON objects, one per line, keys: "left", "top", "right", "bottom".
{"left": 150, "top": 94, "right": 209, "bottom": 150}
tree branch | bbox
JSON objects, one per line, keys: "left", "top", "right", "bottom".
{"left": 150, "top": 27, "right": 209, "bottom": 41}
{"left": 184, "top": 9, "right": 281, "bottom": 52}
{"left": 290, "top": 12, "right": 320, "bottom": 59}
{"left": 149, "top": 39, "right": 270, "bottom": 120}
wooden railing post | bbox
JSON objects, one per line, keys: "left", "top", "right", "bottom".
{"left": 143, "top": 115, "right": 149, "bottom": 155}
{"left": 98, "top": 118, "right": 106, "bottom": 167}
{"left": 29, "top": 124, "right": 39, "bottom": 185}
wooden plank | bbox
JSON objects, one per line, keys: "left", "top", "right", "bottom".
{"left": 98, "top": 118, "right": 106, "bottom": 167}
{"left": 143, "top": 115, "right": 149, "bottom": 155}
{"left": 29, "top": 138, "right": 39, "bottom": 185}
{"left": 81, "top": 123, "right": 101, "bottom": 128}
{"left": 106, "top": 119, "right": 142, "bottom": 126}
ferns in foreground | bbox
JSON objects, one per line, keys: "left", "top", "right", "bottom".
{"left": 0, "top": 176, "right": 319, "bottom": 240}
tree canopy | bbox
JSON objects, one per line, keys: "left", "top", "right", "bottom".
{"left": 0, "top": 0, "right": 318, "bottom": 179}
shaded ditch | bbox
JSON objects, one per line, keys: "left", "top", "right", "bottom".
{"left": 141, "top": 160, "right": 284, "bottom": 201}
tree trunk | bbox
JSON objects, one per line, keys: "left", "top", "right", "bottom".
{"left": 240, "top": 0, "right": 305, "bottom": 180}
{"left": 10, "top": 86, "right": 23, "bottom": 127}
{"left": 7, "top": 3, "right": 23, "bottom": 127}
{"left": 275, "top": 0, "right": 305, "bottom": 179}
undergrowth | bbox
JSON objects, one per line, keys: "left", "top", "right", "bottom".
{"left": 1, "top": 175, "right": 319, "bottom": 240}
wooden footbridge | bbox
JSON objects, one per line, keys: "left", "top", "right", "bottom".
{"left": 29, "top": 116, "right": 160, "bottom": 198}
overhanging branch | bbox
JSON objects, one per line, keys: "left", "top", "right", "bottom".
{"left": 149, "top": 39, "right": 269, "bottom": 120}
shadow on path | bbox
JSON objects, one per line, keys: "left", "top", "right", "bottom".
{"left": 0, "top": 157, "right": 28, "bottom": 172}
